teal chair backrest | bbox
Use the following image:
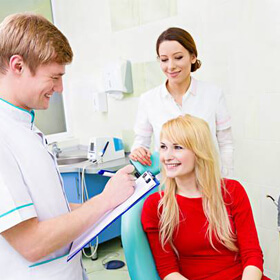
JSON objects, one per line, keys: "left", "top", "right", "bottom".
{"left": 121, "top": 188, "right": 161, "bottom": 280}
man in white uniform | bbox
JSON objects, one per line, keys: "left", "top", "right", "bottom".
{"left": 0, "top": 13, "right": 135, "bottom": 280}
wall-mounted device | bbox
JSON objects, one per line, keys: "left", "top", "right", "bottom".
{"left": 93, "top": 59, "right": 133, "bottom": 112}
{"left": 88, "top": 137, "right": 125, "bottom": 163}
{"left": 93, "top": 91, "right": 108, "bottom": 113}
{"left": 103, "top": 58, "right": 133, "bottom": 100}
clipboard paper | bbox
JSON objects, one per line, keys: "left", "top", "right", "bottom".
{"left": 67, "top": 171, "right": 159, "bottom": 261}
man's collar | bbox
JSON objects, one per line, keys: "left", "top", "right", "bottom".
{"left": 0, "top": 97, "right": 35, "bottom": 125}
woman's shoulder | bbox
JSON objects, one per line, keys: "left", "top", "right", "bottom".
{"left": 141, "top": 192, "right": 163, "bottom": 226}
{"left": 140, "top": 83, "right": 166, "bottom": 100}
{"left": 193, "top": 78, "right": 223, "bottom": 96}
{"left": 222, "top": 178, "right": 248, "bottom": 202}
{"left": 143, "top": 191, "right": 162, "bottom": 208}
{"left": 223, "top": 178, "right": 245, "bottom": 190}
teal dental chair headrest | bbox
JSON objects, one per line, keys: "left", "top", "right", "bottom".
{"left": 130, "top": 151, "right": 160, "bottom": 176}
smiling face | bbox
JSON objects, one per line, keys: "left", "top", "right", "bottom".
{"left": 17, "top": 62, "right": 65, "bottom": 111}
{"left": 158, "top": 40, "right": 196, "bottom": 85}
{"left": 160, "top": 138, "right": 196, "bottom": 181}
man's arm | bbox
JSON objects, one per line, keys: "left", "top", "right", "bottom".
{"left": 69, "top": 203, "right": 82, "bottom": 210}
{"left": 1, "top": 165, "right": 135, "bottom": 262}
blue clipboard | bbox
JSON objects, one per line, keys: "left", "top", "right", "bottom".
{"left": 67, "top": 171, "right": 159, "bottom": 261}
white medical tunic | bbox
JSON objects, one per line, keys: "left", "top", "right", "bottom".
{"left": 0, "top": 99, "right": 83, "bottom": 280}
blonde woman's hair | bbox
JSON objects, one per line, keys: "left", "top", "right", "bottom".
{"left": 0, "top": 13, "right": 73, "bottom": 75}
{"left": 158, "top": 114, "right": 237, "bottom": 254}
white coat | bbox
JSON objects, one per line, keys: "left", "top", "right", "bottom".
{"left": 0, "top": 99, "right": 83, "bottom": 280}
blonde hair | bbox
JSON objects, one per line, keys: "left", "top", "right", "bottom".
{"left": 158, "top": 114, "right": 237, "bottom": 254}
{"left": 0, "top": 13, "right": 73, "bottom": 75}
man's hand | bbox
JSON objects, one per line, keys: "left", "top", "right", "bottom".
{"left": 102, "top": 164, "right": 136, "bottom": 210}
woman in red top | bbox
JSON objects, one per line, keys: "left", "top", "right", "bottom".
{"left": 141, "top": 114, "right": 270, "bottom": 280}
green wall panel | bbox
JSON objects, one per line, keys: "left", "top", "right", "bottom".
{"left": 0, "top": 0, "right": 53, "bottom": 23}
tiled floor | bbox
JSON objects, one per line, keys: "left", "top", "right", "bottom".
{"left": 82, "top": 237, "right": 131, "bottom": 280}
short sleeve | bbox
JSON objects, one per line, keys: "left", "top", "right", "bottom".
{"left": 217, "top": 128, "right": 234, "bottom": 177}
{"left": 141, "top": 194, "right": 180, "bottom": 279}
{"left": 0, "top": 141, "right": 37, "bottom": 233}
{"left": 216, "top": 92, "right": 231, "bottom": 131}
{"left": 131, "top": 94, "right": 154, "bottom": 151}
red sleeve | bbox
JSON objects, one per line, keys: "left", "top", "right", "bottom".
{"left": 226, "top": 180, "right": 264, "bottom": 272}
{"left": 141, "top": 193, "right": 180, "bottom": 279}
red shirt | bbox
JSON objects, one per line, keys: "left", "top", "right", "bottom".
{"left": 141, "top": 179, "right": 270, "bottom": 280}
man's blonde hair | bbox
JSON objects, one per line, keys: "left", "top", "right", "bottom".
{"left": 0, "top": 13, "right": 73, "bottom": 75}
{"left": 159, "top": 114, "right": 238, "bottom": 254}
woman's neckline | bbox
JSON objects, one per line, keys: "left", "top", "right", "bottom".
{"left": 176, "top": 193, "right": 202, "bottom": 200}
{"left": 166, "top": 76, "right": 192, "bottom": 96}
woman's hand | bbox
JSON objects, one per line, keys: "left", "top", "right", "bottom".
{"left": 164, "top": 272, "right": 189, "bottom": 280}
{"left": 129, "top": 147, "right": 152, "bottom": 166}
{"left": 241, "top": 265, "right": 262, "bottom": 280}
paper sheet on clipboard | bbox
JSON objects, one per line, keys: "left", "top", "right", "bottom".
{"left": 67, "top": 171, "right": 159, "bottom": 261}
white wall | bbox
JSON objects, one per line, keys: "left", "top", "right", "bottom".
{"left": 52, "top": 0, "right": 280, "bottom": 278}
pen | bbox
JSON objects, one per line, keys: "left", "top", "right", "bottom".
{"left": 100, "top": 141, "right": 109, "bottom": 157}
{"left": 98, "top": 169, "right": 116, "bottom": 177}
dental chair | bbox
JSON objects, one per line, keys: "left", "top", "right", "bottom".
{"left": 121, "top": 188, "right": 160, "bottom": 280}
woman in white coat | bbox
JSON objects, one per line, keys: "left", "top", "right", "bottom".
{"left": 130, "top": 27, "right": 234, "bottom": 177}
